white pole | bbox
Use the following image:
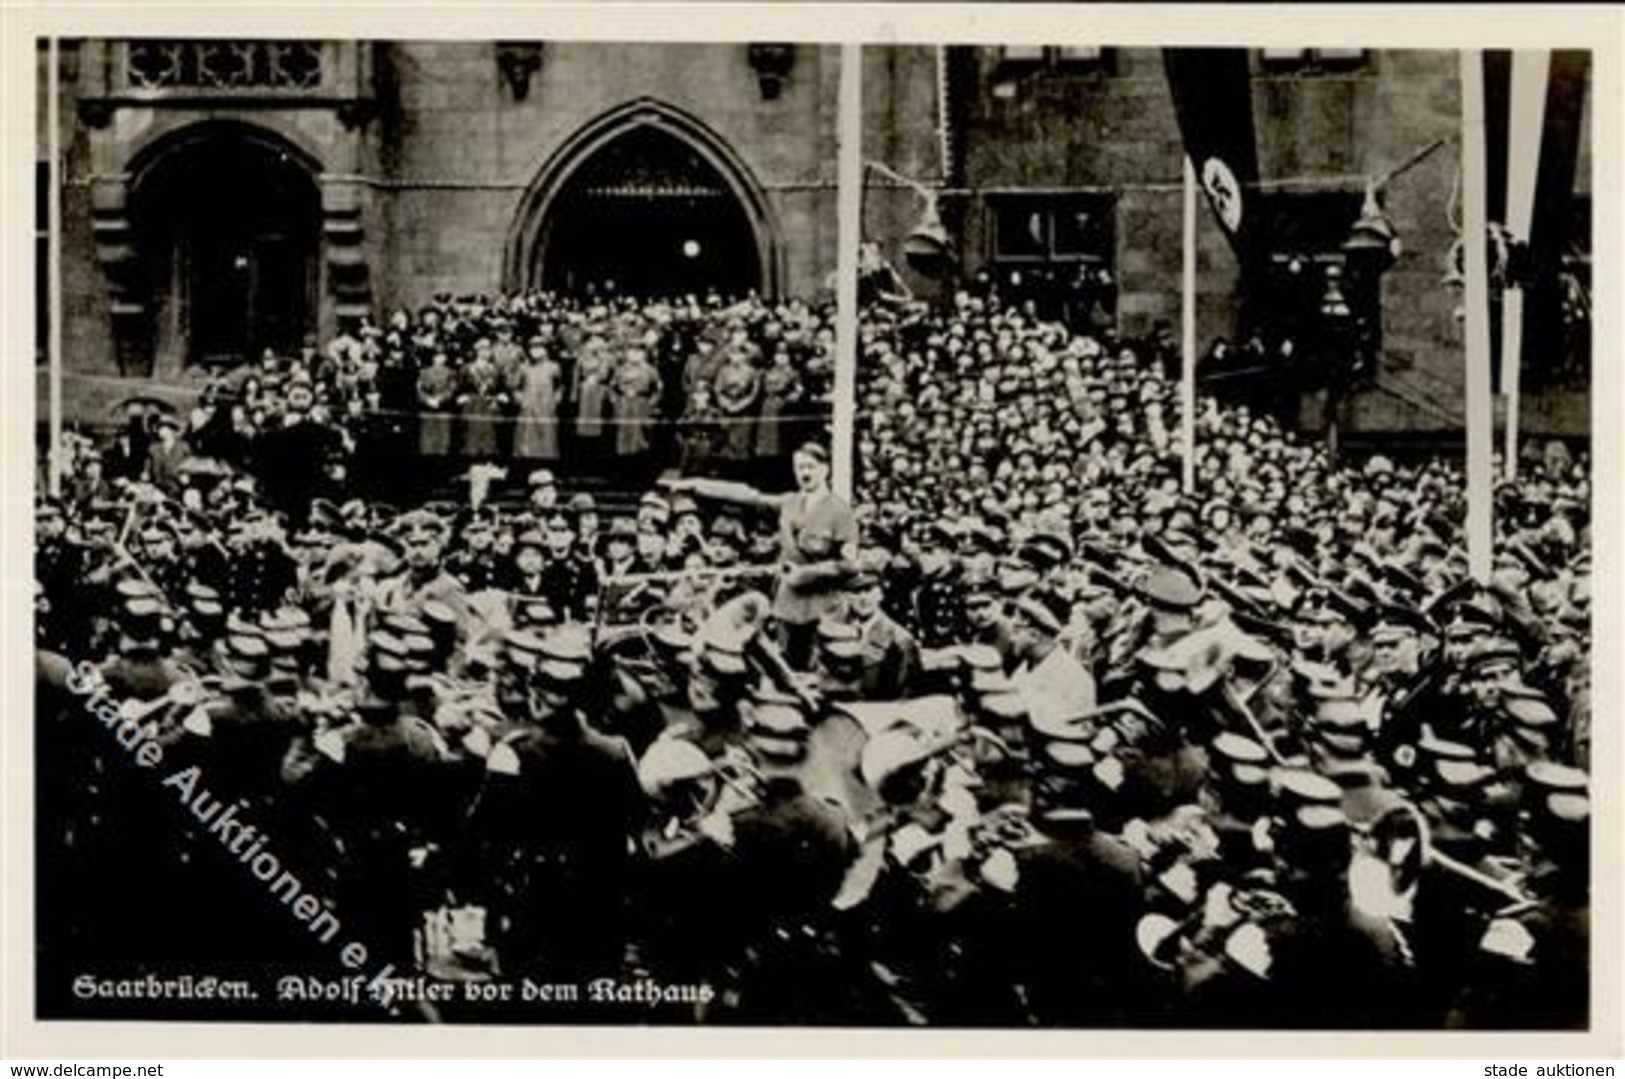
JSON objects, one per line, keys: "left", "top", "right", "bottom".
{"left": 831, "top": 43, "right": 863, "bottom": 501}
{"left": 1461, "top": 51, "right": 1495, "bottom": 583}
{"left": 1180, "top": 156, "right": 1197, "bottom": 494}
{"left": 47, "top": 36, "right": 64, "bottom": 499}
{"left": 1500, "top": 50, "right": 1550, "bottom": 482}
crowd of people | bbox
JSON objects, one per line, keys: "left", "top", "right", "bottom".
{"left": 88, "top": 290, "right": 834, "bottom": 508}
{"left": 35, "top": 285, "right": 1591, "bottom": 1028}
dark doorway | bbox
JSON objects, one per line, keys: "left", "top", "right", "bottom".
{"left": 538, "top": 126, "right": 762, "bottom": 299}
{"left": 131, "top": 128, "right": 321, "bottom": 375}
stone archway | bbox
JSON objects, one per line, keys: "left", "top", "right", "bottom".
{"left": 126, "top": 121, "right": 323, "bottom": 376}
{"left": 506, "top": 99, "right": 782, "bottom": 299}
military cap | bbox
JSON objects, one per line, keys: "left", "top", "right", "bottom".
{"left": 637, "top": 738, "right": 714, "bottom": 797}
{"left": 1370, "top": 604, "right": 1436, "bottom": 643}
{"left": 1212, "top": 731, "right": 1271, "bottom": 767}
{"left": 420, "top": 600, "right": 459, "bottom": 633}
{"left": 380, "top": 610, "right": 431, "bottom": 638}
{"left": 639, "top": 492, "right": 672, "bottom": 520}
{"left": 116, "top": 578, "right": 161, "bottom": 604}
{"left": 502, "top": 628, "right": 549, "bottom": 671}
{"left": 1416, "top": 735, "right": 1478, "bottom": 768}
{"left": 921, "top": 520, "right": 959, "bottom": 549}
{"left": 1465, "top": 637, "right": 1522, "bottom": 676}
{"left": 567, "top": 492, "right": 596, "bottom": 513}
{"left": 1294, "top": 803, "right": 1351, "bottom": 833}
{"left": 537, "top": 627, "right": 591, "bottom": 684}
{"left": 369, "top": 630, "right": 415, "bottom": 672}
{"left": 514, "top": 529, "right": 547, "bottom": 554}
{"left": 1018, "top": 531, "right": 1072, "bottom": 571}
{"left": 976, "top": 690, "right": 1030, "bottom": 725}
{"left": 544, "top": 513, "right": 571, "bottom": 534}
{"left": 122, "top": 595, "right": 167, "bottom": 624}
{"left": 1503, "top": 692, "right": 1558, "bottom": 730}
{"left": 396, "top": 509, "right": 449, "bottom": 542}
{"left": 1272, "top": 768, "right": 1343, "bottom": 808}
{"left": 1137, "top": 563, "right": 1204, "bottom": 612}
{"left": 1011, "top": 588, "right": 1070, "bottom": 636}
{"left": 1381, "top": 560, "right": 1428, "bottom": 599}
{"left": 1522, "top": 759, "right": 1584, "bottom": 792}
{"left": 223, "top": 633, "right": 271, "bottom": 665}
{"left": 184, "top": 579, "right": 222, "bottom": 606}
{"left": 699, "top": 638, "right": 749, "bottom": 680}
{"left": 517, "top": 598, "right": 558, "bottom": 627}
{"left": 528, "top": 468, "right": 556, "bottom": 488}
{"left": 845, "top": 569, "right": 882, "bottom": 592}
{"left": 1435, "top": 758, "right": 1497, "bottom": 791}
{"left": 818, "top": 620, "right": 861, "bottom": 646}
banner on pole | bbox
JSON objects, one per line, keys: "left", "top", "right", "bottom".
{"left": 1163, "top": 48, "right": 1262, "bottom": 271}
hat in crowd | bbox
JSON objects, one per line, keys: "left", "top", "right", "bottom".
{"left": 1370, "top": 604, "right": 1436, "bottom": 644}
{"left": 637, "top": 738, "right": 714, "bottom": 798}
{"left": 1011, "top": 588, "right": 1070, "bottom": 636}
{"left": 860, "top": 724, "right": 945, "bottom": 801}
{"left": 845, "top": 568, "right": 882, "bottom": 593}
{"left": 698, "top": 635, "right": 750, "bottom": 681}
{"left": 395, "top": 509, "right": 449, "bottom": 543}
{"left": 536, "top": 626, "right": 592, "bottom": 686}
{"left": 1465, "top": 637, "right": 1522, "bottom": 678}
{"left": 218, "top": 633, "right": 272, "bottom": 685}
{"left": 640, "top": 493, "right": 672, "bottom": 523}
{"left": 528, "top": 468, "right": 556, "bottom": 488}
{"left": 568, "top": 493, "right": 597, "bottom": 514}
{"left": 744, "top": 685, "right": 812, "bottom": 765}
{"left": 1018, "top": 531, "right": 1072, "bottom": 572}
{"left": 502, "top": 627, "right": 549, "bottom": 673}
{"left": 1137, "top": 564, "right": 1204, "bottom": 612}
{"left": 368, "top": 630, "right": 415, "bottom": 674}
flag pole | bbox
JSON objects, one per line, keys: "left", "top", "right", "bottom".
{"left": 47, "top": 36, "right": 64, "bottom": 500}
{"left": 1461, "top": 50, "right": 1495, "bottom": 583}
{"left": 831, "top": 43, "right": 863, "bottom": 501}
{"left": 1501, "top": 50, "right": 1550, "bottom": 482}
{"left": 1181, "top": 156, "right": 1197, "bottom": 494}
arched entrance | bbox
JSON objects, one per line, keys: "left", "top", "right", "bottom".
{"left": 129, "top": 123, "right": 321, "bottom": 372}
{"left": 508, "top": 100, "right": 780, "bottom": 299}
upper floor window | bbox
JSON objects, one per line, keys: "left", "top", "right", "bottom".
{"left": 995, "top": 45, "right": 1114, "bottom": 73}
{"left": 1258, "top": 47, "right": 1369, "bottom": 73}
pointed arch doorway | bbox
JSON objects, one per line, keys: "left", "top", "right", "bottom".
{"left": 507, "top": 100, "right": 780, "bottom": 300}
{"left": 129, "top": 123, "right": 322, "bottom": 375}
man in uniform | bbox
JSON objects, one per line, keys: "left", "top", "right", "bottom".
{"left": 377, "top": 509, "right": 467, "bottom": 617}
{"left": 845, "top": 569, "right": 920, "bottom": 700}
{"left": 539, "top": 512, "right": 597, "bottom": 622}
{"left": 1009, "top": 587, "right": 1097, "bottom": 734}
{"left": 463, "top": 626, "right": 643, "bottom": 981}
{"left": 908, "top": 522, "right": 969, "bottom": 650}
{"left": 284, "top": 629, "right": 449, "bottom": 967}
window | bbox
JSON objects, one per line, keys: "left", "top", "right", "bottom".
{"left": 1242, "top": 191, "right": 1381, "bottom": 383}
{"left": 1258, "top": 47, "right": 1369, "bottom": 72}
{"left": 994, "top": 45, "right": 1114, "bottom": 73}
{"left": 986, "top": 194, "right": 1116, "bottom": 329}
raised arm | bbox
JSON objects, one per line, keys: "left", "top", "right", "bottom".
{"left": 662, "top": 475, "right": 780, "bottom": 512}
